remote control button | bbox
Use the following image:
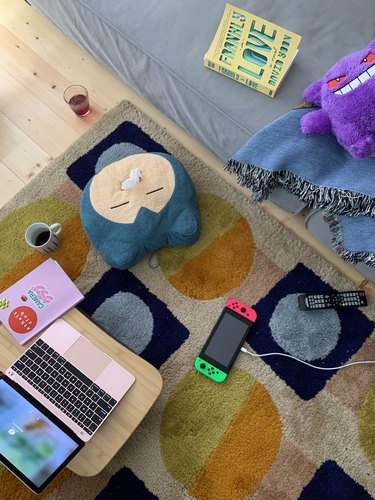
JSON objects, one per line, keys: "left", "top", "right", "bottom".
{"left": 200, "top": 363, "right": 206, "bottom": 369}
{"left": 241, "top": 307, "right": 246, "bottom": 313}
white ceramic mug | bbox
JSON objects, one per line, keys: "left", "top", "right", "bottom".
{"left": 25, "top": 222, "right": 62, "bottom": 254}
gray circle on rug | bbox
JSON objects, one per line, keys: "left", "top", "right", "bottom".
{"left": 95, "top": 143, "right": 146, "bottom": 174}
{"left": 92, "top": 291, "right": 154, "bottom": 354}
{"left": 269, "top": 293, "right": 341, "bottom": 361}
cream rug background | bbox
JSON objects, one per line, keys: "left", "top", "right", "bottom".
{"left": 0, "top": 100, "right": 374, "bottom": 499}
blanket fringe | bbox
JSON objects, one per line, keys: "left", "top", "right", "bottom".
{"left": 323, "top": 213, "right": 375, "bottom": 267}
{"left": 224, "top": 159, "right": 375, "bottom": 217}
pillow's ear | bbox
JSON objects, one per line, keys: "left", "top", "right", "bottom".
{"left": 303, "top": 78, "right": 324, "bottom": 106}
{"left": 98, "top": 239, "right": 140, "bottom": 270}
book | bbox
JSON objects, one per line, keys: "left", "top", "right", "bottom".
{"left": 204, "top": 4, "right": 302, "bottom": 97}
{"left": 0, "top": 259, "right": 84, "bottom": 345}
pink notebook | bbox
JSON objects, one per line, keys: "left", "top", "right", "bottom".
{"left": 0, "top": 259, "right": 84, "bottom": 345}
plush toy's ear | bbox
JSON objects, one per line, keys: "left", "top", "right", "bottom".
{"left": 168, "top": 208, "right": 200, "bottom": 246}
{"left": 367, "top": 38, "right": 375, "bottom": 51}
{"left": 303, "top": 78, "right": 324, "bottom": 106}
{"left": 98, "top": 239, "right": 140, "bottom": 270}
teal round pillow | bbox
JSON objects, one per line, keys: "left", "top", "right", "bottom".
{"left": 80, "top": 152, "right": 200, "bottom": 269}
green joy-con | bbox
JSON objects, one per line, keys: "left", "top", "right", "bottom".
{"left": 194, "top": 357, "right": 227, "bottom": 382}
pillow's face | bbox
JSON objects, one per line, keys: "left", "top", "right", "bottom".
{"left": 89, "top": 153, "right": 175, "bottom": 224}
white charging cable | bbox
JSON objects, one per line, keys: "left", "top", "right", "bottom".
{"left": 240, "top": 346, "right": 375, "bottom": 371}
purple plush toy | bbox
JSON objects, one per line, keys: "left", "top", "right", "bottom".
{"left": 300, "top": 39, "right": 375, "bottom": 159}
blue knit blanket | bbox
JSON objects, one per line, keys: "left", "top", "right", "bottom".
{"left": 225, "top": 107, "right": 375, "bottom": 266}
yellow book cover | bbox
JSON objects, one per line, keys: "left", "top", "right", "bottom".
{"left": 204, "top": 4, "right": 302, "bottom": 97}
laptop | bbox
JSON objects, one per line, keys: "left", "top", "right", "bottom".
{"left": 0, "top": 318, "right": 135, "bottom": 493}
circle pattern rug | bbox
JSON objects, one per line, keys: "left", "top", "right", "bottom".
{"left": 0, "top": 101, "right": 374, "bottom": 500}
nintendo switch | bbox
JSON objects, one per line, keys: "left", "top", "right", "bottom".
{"left": 194, "top": 298, "right": 257, "bottom": 382}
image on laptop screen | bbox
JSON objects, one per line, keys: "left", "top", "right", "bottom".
{"left": 0, "top": 377, "right": 83, "bottom": 493}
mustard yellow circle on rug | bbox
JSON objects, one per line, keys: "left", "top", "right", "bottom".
{"left": 358, "top": 380, "right": 375, "bottom": 469}
{"left": 160, "top": 193, "right": 255, "bottom": 299}
{"left": 0, "top": 463, "right": 71, "bottom": 499}
{"left": 0, "top": 199, "right": 90, "bottom": 289}
{"left": 160, "top": 368, "right": 282, "bottom": 499}
{"left": 0, "top": 199, "right": 76, "bottom": 276}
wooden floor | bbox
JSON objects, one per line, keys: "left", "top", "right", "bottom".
{"left": 1, "top": 0, "right": 374, "bottom": 296}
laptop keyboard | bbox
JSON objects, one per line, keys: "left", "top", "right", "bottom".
{"left": 10, "top": 338, "right": 118, "bottom": 436}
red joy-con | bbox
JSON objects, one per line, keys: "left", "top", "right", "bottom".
{"left": 226, "top": 298, "right": 257, "bottom": 322}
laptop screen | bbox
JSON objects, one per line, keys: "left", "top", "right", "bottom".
{"left": 0, "top": 375, "right": 84, "bottom": 493}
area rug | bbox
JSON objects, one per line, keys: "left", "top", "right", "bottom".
{"left": 0, "top": 100, "right": 374, "bottom": 500}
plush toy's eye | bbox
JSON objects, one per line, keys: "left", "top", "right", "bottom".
{"left": 327, "top": 76, "right": 346, "bottom": 89}
{"left": 146, "top": 187, "right": 164, "bottom": 195}
{"left": 361, "top": 52, "right": 375, "bottom": 64}
{"left": 110, "top": 200, "right": 130, "bottom": 209}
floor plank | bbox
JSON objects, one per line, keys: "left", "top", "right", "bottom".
{"left": 0, "top": 65, "right": 82, "bottom": 157}
{"left": 0, "top": 159, "right": 25, "bottom": 205}
{"left": 0, "top": 113, "right": 50, "bottom": 185}
{"left": 0, "top": 25, "right": 105, "bottom": 133}
{"left": 0, "top": 0, "right": 127, "bottom": 110}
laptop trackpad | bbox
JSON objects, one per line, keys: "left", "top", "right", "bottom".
{"left": 64, "top": 337, "right": 111, "bottom": 380}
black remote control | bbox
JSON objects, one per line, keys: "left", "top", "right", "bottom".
{"left": 298, "top": 291, "right": 367, "bottom": 310}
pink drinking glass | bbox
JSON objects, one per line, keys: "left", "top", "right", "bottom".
{"left": 63, "top": 84, "right": 91, "bottom": 116}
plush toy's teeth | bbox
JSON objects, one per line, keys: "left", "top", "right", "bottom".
{"left": 334, "top": 64, "right": 375, "bottom": 95}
